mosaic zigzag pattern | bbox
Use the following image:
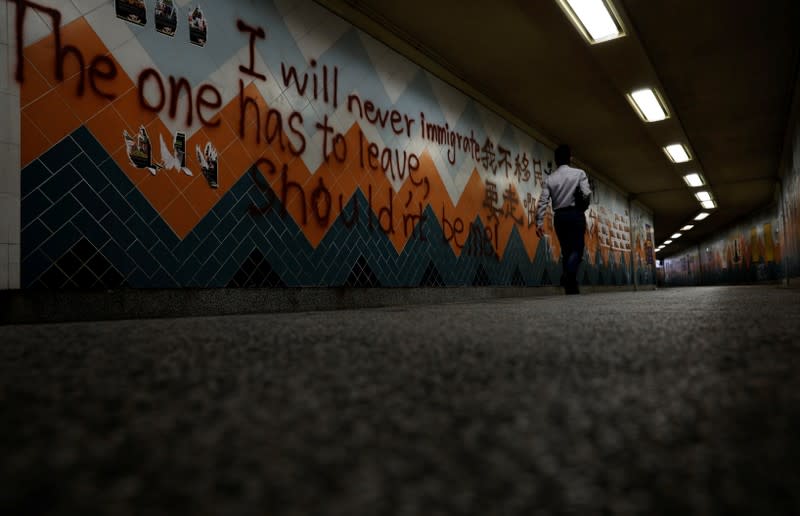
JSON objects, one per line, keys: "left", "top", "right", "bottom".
{"left": 20, "top": 10, "right": 649, "bottom": 274}
{"left": 20, "top": 126, "right": 637, "bottom": 289}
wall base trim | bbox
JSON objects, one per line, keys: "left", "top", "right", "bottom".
{"left": 1, "top": 285, "right": 654, "bottom": 325}
{"left": 785, "top": 276, "right": 800, "bottom": 287}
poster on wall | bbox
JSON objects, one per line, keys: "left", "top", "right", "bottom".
{"left": 115, "top": 0, "right": 147, "bottom": 26}
{"left": 188, "top": 6, "right": 208, "bottom": 47}
{"left": 124, "top": 127, "right": 153, "bottom": 171}
{"left": 174, "top": 132, "right": 186, "bottom": 168}
{"left": 158, "top": 132, "right": 193, "bottom": 176}
{"left": 155, "top": 0, "right": 178, "bottom": 37}
{"left": 124, "top": 127, "right": 195, "bottom": 177}
{"left": 197, "top": 143, "right": 218, "bottom": 188}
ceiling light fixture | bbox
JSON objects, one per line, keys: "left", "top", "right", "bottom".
{"left": 627, "top": 88, "right": 669, "bottom": 122}
{"left": 671, "top": 233, "right": 682, "bottom": 239}
{"left": 556, "top": 0, "right": 626, "bottom": 45}
{"left": 694, "top": 212, "right": 710, "bottom": 221}
{"left": 681, "top": 225, "right": 694, "bottom": 231}
{"left": 695, "top": 191, "right": 712, "bottom": 202}
{"left": 701, "top": 200, "right": 717, "bottom": 210}
{"left": 683, "top": 173, "right": 704, "bottom": 187}
{"left": 663, "top": 240, "right": 673, "bottom": 245}
{"left": 664, "top": 144, "right": 691, "bottom": 163}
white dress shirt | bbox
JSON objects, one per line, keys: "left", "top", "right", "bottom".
{"left": 535, "top": 164, "right": 592, "bottom": 227}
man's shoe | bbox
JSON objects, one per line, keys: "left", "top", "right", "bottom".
{"left": 564, "top": 281, "right": 580, "bottom": 295}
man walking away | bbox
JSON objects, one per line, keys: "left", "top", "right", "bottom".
{"left": 535, "top": 144, "right": 592, "bottom": 295}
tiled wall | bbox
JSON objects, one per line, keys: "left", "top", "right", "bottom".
{"left": 663, "top": 208, "right": 783, "bottom": 286}
{"left": 662, "top": 74, "right": 800, "bottom": 287}
{"left": 783, "top": 105, "right": 800, "bottom": 279}
{"left": 1, "top": 0, "right": 21, "bottom": 289}
{"left": 8, "top": 0, "right": 656, "bottom": 289}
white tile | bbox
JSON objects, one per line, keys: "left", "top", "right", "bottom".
{"left": 0, "top": 243, "right": 8, "bottom": 290}
{"left": 113, "top": 35, "right": 156, "bottom": 87}
{"left": 284, "top": 2, "right": 349, "bottom": 63}
{"left": 9, "top": 92, "right": 20, "bottom": 145}
{"left": 219, "top": 44, "right": 282, "bottom": 107}
{"left": 0, "top": 43, "right": 8, "bottom": 92}
{"left": 0, "top": 193, "right": 12, "bottom": 242}
{"left": 268, "top": 92, "right": 294, "bottom": 120}
{"left": 7, "top": 143, "right": 20, "bottom": 197}
{"left": 0, "top": 143, "right": 18, "bottom": 194}
{"left": 70, "top": 0, "right": 108, "bottom": 16}
{"left": 275, "top": 0, "right": 303, "bottom": 18}
{"left": 6, "top": 4, "right": 20, "bottom": 90}
{"left": 36, "top": 0, "right": 82, "bottom": 30}
{"left": 208, "top": 49, "right": 246, "bottom": 107}
{"left": 85, "top": 1, "right": 136, "bottom": 53}
{"left": 0, "top": 91, "right": 21, "bottom": 145}
{"left": 428, "top": 73, "right": 469, "bottom": 130}
{"left": 8, "top": 197, "right": 21, "bottom": 245}
{"left": 21, "top": 3, "right": 52, "bottom": 46}
{"left": 252, "top": 62, "right": 283, "bottom": 106}
{"left": 0, "top": 2, "right": 7, "bottom": 45}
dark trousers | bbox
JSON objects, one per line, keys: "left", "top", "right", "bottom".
{"left": 554, "top": 207, "right": 586, "bottom": 293}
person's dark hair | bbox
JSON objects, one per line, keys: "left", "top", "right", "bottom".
{"left": 554, "top": 144, "right": 571, "bottom": 167}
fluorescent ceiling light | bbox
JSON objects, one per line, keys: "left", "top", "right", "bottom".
{"left": 557, "top": 0, "right": 625, "bottom": 44}
{"left": 628, "top": 88, "right": 668, "bottom": 122}
{"left": 683, "top": 173, "right": 704, "bottom": 187}
{"left": 655, "top": 248, "right": 661, "bottom": 253}
{"left": 694, "top": 212, "right": 710, "bottom": 221}
{"left": 664, "top": 240, "right": 673, "bottom": 245}
{"left": 681, "top": 225, "right": 694, "bottom": 231}
{"left": 664, "top": 144, "right": 691, "bottom": 163}
{"left": 671, "top": 233, "right": 682, "bottom": 239}
{"left": 701, "top": 200, "right": 717, "bottom": 209}
{"left": 695, "top": 191, "right": 712, "bottom": 202}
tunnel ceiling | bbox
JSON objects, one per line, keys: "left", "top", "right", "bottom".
{"left": 317, "top": 0, "right": 800, "bottom": 255}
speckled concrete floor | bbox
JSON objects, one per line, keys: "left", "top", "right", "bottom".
{"left": 2, "top": 285, "right": 800, "bottom": 515}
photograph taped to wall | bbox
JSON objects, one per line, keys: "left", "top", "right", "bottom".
{"left": 156, "top": 133, "right": 193, "bottom": 177}
{"left": 116, "top": 0, "right": 147, "bottom": 26}
{"left": 197, "top": 142, "right": 218, "bottom": 188}
{"left": 188, "top": 6, "right": 208, "bottom": 46}
{"left": 123, "top": 126, "right": 153, "bottom": 172}
{"left": 175, "top": 132, "right": 186, "bottom": 168}
{"left": 155, "top": 0, "right": 178, "bottom": 37}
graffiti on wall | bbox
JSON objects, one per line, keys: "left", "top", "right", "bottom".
{"left": 11, "top": 0, "right": 655, "bottom": 288}
{"left": 664, "top": 212, "right": 783, "bottom": 285}
{"left": 784, "top": 125, "right": 800, "bottom": 278}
